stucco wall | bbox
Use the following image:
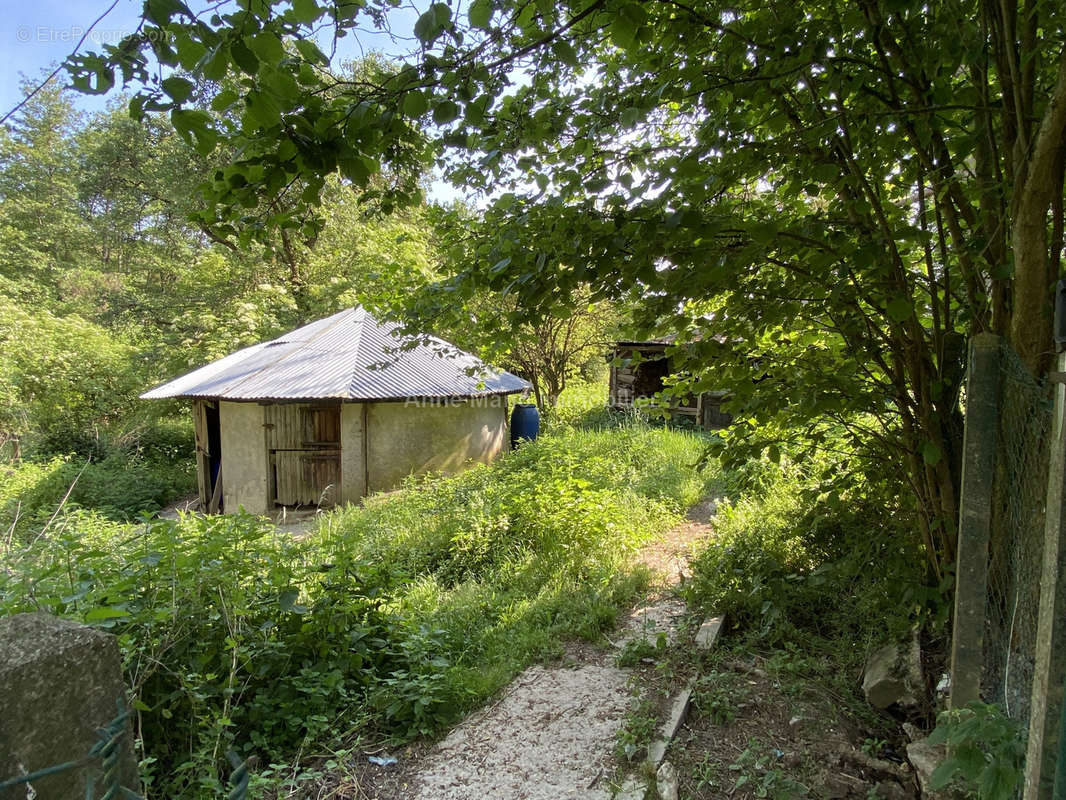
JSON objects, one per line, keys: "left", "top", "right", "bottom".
{"left": 339, "top": 402, "right": 367, "bottom": 504}
{"left": 219, "top": 401, "right": 269, "bottom": 514}
{"left": 366, "top": 399, "right": 508, "bottom": 494}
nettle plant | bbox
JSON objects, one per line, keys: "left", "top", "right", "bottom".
{"left": 927, "top": 702, "right": 1026, "bottom": 800}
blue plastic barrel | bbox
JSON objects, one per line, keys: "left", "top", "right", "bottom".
{"left": 510, "top": 403, "right": 540, "bottom": 448}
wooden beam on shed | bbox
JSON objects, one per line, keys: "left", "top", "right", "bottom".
{"left": 192, "top": 399, "right": 211, "bottom": 510}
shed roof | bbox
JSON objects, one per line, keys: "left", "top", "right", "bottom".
{"left": 141, "top": 307, "right": 530, "bottom": 402}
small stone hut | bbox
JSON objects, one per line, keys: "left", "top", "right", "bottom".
{"left": 608, "top": 338, "right": 732, "bottom": 430}
{"left": 142, "top": 307, "right": 529, "bottom": 514}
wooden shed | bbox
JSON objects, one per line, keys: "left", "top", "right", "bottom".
{"left": 142, "top": 308, "right": 530, "bottom": 514}
{"left": 609, "top": 339, "right": 732, "bottom": 430}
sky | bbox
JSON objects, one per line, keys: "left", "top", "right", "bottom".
{"left": 0, "top": 0, "right": 462, "bottom": 201}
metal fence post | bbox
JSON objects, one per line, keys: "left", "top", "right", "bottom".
{"left": 1024, "top": 284, "right": 1066, "bottom": 800}
{"left": 950, "top": 333, "right": 1002, "bottom": 709}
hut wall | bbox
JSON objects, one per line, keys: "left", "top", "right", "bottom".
{"left": 219, "top": 401, "right": 270, "bottom": 514}
{"left": 610, "top": 344, "right": 670, "bottom": 408}
{"left": 365, "top": 399, "right": 508, "bottom": 494}
{"left": 339, "top": 403, "right": 367, "bottom": 504}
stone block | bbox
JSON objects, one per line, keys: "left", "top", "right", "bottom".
{"left": 863, "top": 635, "right": 923, "bottom": 710}
{"left": 0, "top": 613, "right": 138, "bottom": 799}
{"left": 656, "top": 760, "right": 679, "bottom": 800}
{"left": 906, "top": 737, "right": 950, "bottom": 799}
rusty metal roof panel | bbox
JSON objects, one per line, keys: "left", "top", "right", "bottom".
{"left": 141, "top": 307, "right": 530, "bottom": 401}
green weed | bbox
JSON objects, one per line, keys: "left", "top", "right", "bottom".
{"left": 927, "top": 702, "right": 1025, "bottom": 800}
{"left": 0, "top": 419, "right": 195, "bottom": 538}
{"left": 728, "top": 738, "right": 807, "bottom": 798}
{"left": 681, "top": 455, "right": 928, "bottom": 653}
{"left": 692, "top": 670, "right": 749, "bottom": 726}
{"left": 1, "top": 419, "right": 714, "bottom": 798}
{"left": 615, "top": 631, "right": 668, "bottom": 668}
{"left": 615, "top": 694, "right": 660, "bottom": 762}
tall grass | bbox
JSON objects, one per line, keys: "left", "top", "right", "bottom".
{"left": 682, "top": 451, "right": 932, "bottom": 659}
{"left": 0, "top": 417, "right": 196, "bottom": 539}
{"left": 0, "top": 413, "right": 713, "bottom": 798}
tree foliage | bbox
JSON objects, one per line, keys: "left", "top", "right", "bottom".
{"left": 0, "top": 81, "right": 438, "bottom": 453}
{"left": 67, "top": 0, "right": 1066, "bottom": 572}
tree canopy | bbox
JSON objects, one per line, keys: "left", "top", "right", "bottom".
{"left": 59, "top": 0, "right": 1066, "bottom": 573}
{"left": 0, "top": 81, "right": 439, "bottom": 452}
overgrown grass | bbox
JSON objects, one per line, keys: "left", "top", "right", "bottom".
{"left": 0, "top": 418, "right": 196, "bottom": 539}
{"left": 678, "top": 448, "right": 940, "bottom": 758}
{"left": 0, "top": 416, "right": 712, "bottom": 799}
{"left": 683, "top": 452, "right": 933, "bottom": 653}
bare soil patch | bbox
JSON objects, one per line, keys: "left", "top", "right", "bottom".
{"left": 667, "top": 655, "right": 916, "bottom": 800}
{"left": 635, "top": 500, "right": 717, "bottom": 589}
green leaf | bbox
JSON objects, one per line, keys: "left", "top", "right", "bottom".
{"left": 553, "top": 40, "right": 579, "bottom": 67}
{"left": 293, "top": 38, "right": 328, "bottom": 65}
{"left": 468, "top": 0, "right": 492, "bottom": 29}
{"left": 290, "top": 0, "right": 323, "bottom": 24}
{"left": 72, "top": 62, "right": 116, "bottom": 95}
{"left": 248, "top": 32, "right": 285, "bottom": 65}
{"left": 340, "top": 154, "right": 380, "bottom": 184}
{"left": 433, "top": 100, "right": 460, "bottom": 124}
{"left": 812, "top": 163, "right": 839, "bottom": 183}
{"left": 611, "top": 3, "right": 648, "bottom": 49}
{"left": 402, "top": 91, "right": 429, "bottom": 117}
{"left": 203, "top": 45, "right": 229, "bottom": 81}
{"left": 279, "top": 588, "right": 299, "bottom": 611}
{"left": 173, "top": 33, "right": 208, "bottom": 70}
{"left": 172, "top": 109, "right": 218, "bottom": 154}
{"left": 145, "top": 0, "right": 190, "bottom": 25}
{"left": 84, "top": 606, "right": 130, "bottom": 622}
{"left": 921, "top": 441, "right": 942, "bottom": 465}
{"left": 610, "top": 15, "right": 638, "bottom": 49}
{"left": 244, "top": 92, "right": 282, "bottom": 129}
{"left": 229, "top": 40, "right": 260, "bottom": 75}
{"left": 885, "top": 297, "right": 913, "bottom": 322}
{"left": 211, "top": 89, "right": 239, "bottom": 112}
{"left": 415, "top": 3, "right": 452, "bottom": 43}
{"left": 161, "top": 76, "right": 195, "bottom": 104}
{"left": 979, "top": 762, "right": 1021, "bottom": 800}
{"left": 928, "top": 759, "right": 958, "bottom": 790}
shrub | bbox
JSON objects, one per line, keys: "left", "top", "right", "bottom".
{"left": 927, "top": 702, "right": 1025, "bottom": 800}
{"left": 0, "top": 452, "right": 194, "bottom": 538}
{"left": 1, "top": 419, "right": 713, "bottom": 798}
{"left": 682, "top": 453, "right": 929, "bottom": 651}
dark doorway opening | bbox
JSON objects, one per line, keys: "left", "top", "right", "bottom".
{"left": 633, "top": 357, "right": 671, "bottom": 399}
{"left": 205, "top": 404, "right": 222, "bottom": 511}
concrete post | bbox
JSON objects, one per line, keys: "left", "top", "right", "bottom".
{"left": 0, "top": 613, "right": 139, "bottom": 799}
{"left": 950, "top": 333, "right": 1002, "bottom": 709}
{"left": 1024, "top": 346, "right": 1066, "bottom": 800}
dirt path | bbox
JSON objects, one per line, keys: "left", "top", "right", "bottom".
{"left": 354, "top": 501, "right": 717, "bottom": 800}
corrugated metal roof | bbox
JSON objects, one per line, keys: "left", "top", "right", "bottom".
{"left": 141, "top": 307, "right": 531, "bottom": 401}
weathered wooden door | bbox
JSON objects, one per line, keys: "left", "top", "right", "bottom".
{"left": 266, "top": 404, "right": 341, "bottom": 507}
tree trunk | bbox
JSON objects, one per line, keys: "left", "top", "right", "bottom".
{"left": 1009, "top": 50, "right": 1066, "bottom": 375}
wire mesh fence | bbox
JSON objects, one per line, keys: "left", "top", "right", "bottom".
{"left": 979, "top": 340, "right": 1053, "bottom": 728}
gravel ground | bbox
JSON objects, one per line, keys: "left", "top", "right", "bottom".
{"left": 408, "top": 663, "right": 632, "bottom": 800}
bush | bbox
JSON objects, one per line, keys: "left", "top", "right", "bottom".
{"left": 0, "top": 449, "right": 194, "bottom": 539}
{"left": 927, "top": 702, "right": 1025, "bottom": 800}
{"left": 0, "top": 300, "right": 142, "bottom": 452}
{"left": 0, "top": 419, "right": 713, "bottom": 799}
{"left": 682, "top": 453, "right": 930, "bottom": 651}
